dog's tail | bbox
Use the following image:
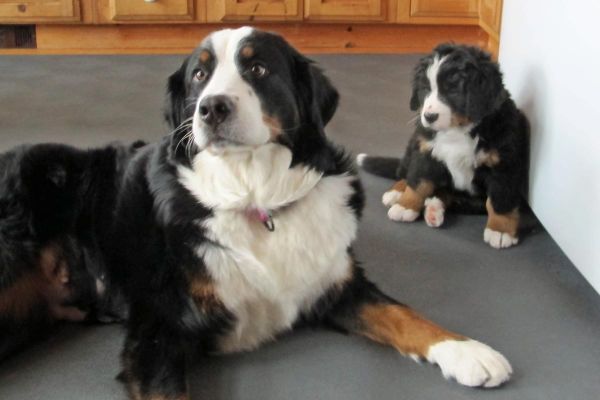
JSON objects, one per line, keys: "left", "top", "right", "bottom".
{"left": 356, "top": 154, "right": 404, "bottom": 180}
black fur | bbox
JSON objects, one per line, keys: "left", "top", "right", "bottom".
{"left": 0, "top": 141, "right": 144, "bottom": 360}
{"left": 361, "top": 43, "right": 529, "bottom": 216}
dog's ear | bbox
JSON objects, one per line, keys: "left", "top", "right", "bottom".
{"left": 410, "top": 55, "right": 432, "bottom": 111}
{"left": 164, "top": 57, "right": 189, "bottom": 130}
{"left": 465, "top": 57, "right": 505, "bottom": 122}
{"left": 294, "top": 54, "right": 339, "bottom": 128}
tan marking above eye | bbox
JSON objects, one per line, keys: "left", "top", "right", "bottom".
{"left": 199, "top": 50, "right": 211, "bottom": 63}
{"left": 241, "top": 46, "right": 254, "bottom": 58}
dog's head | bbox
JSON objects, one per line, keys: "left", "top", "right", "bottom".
{"left": 410, "top": 44, "right": 506, "bottom": 131}
{"left": 165, "top": 27, "right": 338, "bottom": 161}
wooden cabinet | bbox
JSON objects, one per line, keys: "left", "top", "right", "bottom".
{"left": 206, "top": 0, "right": 301, "bottom": 22}
{"left": 108, "top": 0, "right": 194, "bottom": 21}
{"left": 479, "top": 0, "right": 502, "bottom": 37}
{"left": 396, "top": 0, "right": 478, "bottom": 24}
{"left": 0, "top": 0, "right": 80, "bottom": 22}
{"left": 304, "top": 0, "right": 387, "bottom": 21}
{"left": 410, "top": 0, "right": 477, "bottom": 18}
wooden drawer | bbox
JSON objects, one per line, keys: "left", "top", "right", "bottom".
{"left": 0, "top": 0, "right": 80, "bottom": 22}
{"left": 304, "top": 0, "right": 386, "bottom": 21}
{"left": 410, "top": 0, "right": 478, "bottom": 18}
{"left": 109, "top": 0, "right": 194, "bottom": 21}
{"left": 207, "top": 0, "right": 301, "bottom": 22}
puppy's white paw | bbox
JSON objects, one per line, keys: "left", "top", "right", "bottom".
{"left": 427, "top": 339, "right": 512, "bottom": 388}
{"left": 382, "top": 190, "right": 403, "bottom": 207}
{"left": 388, "top": 204, "right": 419, "bottom": 222}
{"left": 484, "top": 228, "right": 519, "bottom": 249}
{"left": 356, "top": 153, "right": 367, "bottom": 166}
{"left": 424, "top": 197, "right": 445, "bottom": 228}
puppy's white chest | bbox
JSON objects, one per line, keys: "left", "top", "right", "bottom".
{"left": 178, "top": 145, "right": 357, "bottom": 352}
{"left": 429, "top": 126, "right": 478, "bottom": 192}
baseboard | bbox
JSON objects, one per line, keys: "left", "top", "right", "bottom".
{"left": 0, "top": 23, "right": 487, "bottom": 55}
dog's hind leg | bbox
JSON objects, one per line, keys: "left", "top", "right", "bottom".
{"left": 323, "top": 267, "right": 512, "bottom": 388}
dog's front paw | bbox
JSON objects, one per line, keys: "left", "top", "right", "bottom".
{"left": 427, "top": 339, "right": 512, "bottom": 388}
{"left": 424, "top": 197, "right": 445, "bottom": 228}
{"left": 382, "top": 190, "right": 403, "bottom": 207}
{"left": 388, "top": 204, "right": 419, "bottom": 222}
{"left": 484, "top": 228, "right": 519, "bottom": 249}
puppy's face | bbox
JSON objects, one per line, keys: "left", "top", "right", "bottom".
{"left": 166, "top": 27, "right": 339, "bottom": 155}
{"left": 410, "top": 44, "right": 504, "bottom": 131}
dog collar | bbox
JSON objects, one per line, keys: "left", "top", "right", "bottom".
{"left": 247, "top": 207, "right": 275, "bottom": 232}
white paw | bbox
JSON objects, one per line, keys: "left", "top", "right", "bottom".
{"left": 382, "top": 190, "right": 403, "bottom": 207}
{"left": 388, "top": 204, "right": 419, "bottom": 222}
{"left": 356, "top": 153, "right": 367, "bottom": 166}
{"left": 424, "top": 197, "right": 445, "bottom": 228}
{"left": 427, "top": 339, "right": 512, "bottom": 388}
{"left": 484, "top": 228, "right": 519, "bottom": 249}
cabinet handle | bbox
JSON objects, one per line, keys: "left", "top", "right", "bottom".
{"left": 144, "top": 0, "right": 157, "bottom": 3}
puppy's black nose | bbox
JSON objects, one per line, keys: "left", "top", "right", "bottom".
{"left": 198, "top": 95, "right": 234, "bottom": 127}
{"left": 424, "top": 112, "right": 439, "bottom": 124}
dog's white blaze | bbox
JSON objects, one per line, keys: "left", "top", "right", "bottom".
{"left": 179, "top": 144, "right": 358, "bottom": 352}
{"left": 427, "top": 124, "right": 478, "bottom": 192}
{"left": 422, "top": 55, "right": 452, "bottom": 130}
{"left": 193, "top": 27, "right": 271, "bottom": 150}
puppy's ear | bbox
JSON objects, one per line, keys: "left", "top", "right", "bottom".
{"left": 294, "top": 54, "right": 339, "bottom": 127}
{"left": 164, "top": 57, "right": 189, "bottom": 130}
{"left": 465, "top": 58, "right": 505, "bottom": 122}
{"left": 410, "top": 55, "right": 432, "bottom": 111}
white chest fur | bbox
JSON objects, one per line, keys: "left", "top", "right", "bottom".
{"left": 178, "top": 144, "right": 357, "bottom": 352}
{"left": 429, "top": 125, "right": 478, "bottom": 192}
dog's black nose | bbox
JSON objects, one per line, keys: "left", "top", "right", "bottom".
{"left": 424, "top": 112, "right": 439, "bottom": 124}
{"left": 198, "top": 95, "right": 234, "bottom": 127}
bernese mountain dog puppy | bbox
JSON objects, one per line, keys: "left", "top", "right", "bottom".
{"left": 0, "top": 142, "right": 140, "bottom": 360}
{"left": 358, "top": 44, "right": 529, "bottom": 249}
{"left": 109, "top": 28, "right": 512, "bottom": 400}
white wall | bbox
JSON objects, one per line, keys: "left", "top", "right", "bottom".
{"left": 500, "top": 0, "right": 600, "bottom": 292}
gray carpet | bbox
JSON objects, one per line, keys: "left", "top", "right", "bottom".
{"left": 1, "top": 54, "right": 599, "bottom": 400}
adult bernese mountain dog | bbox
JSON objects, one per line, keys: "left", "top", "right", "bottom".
{"left": 109, "top": 28, "right": 512, "bottom": 400}
{"left": 358, "top": 44, "right": 529, "bottom": 249}
{"left": 0, "top": 142, "right": 139, "bottom": 360}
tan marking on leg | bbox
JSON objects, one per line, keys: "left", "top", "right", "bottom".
{"left": 0, "top": 270, "right": 42, "bottom": 319}
{"left": 0, "top": 244, "right": 67, "bottom": 320}
{"left": 240, "top": 45, "right": 254, "bottom": 58}
{"left": 199, "top": 50, "right": 211, "bottom": 63}
{"left": 359, "top": 303, "right": 464, "bottom": 357}
{"left": 391, "top": 179, "right": 407, "bottom": 193}
{"left": 263, "top": 114, "right": 282, "bottom": 140}
{"left": 148, "top": 395, "right": 189, "bottom": 400}
{"left": 189, "top": 276, "right": 225, "bottom": 314}
{"left": 486, "top": 198, "right": 519, "bottom": 237}
{"left": 398, "top": 180, "right": 434, "bottom": 212}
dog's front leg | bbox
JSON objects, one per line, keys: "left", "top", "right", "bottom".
{"left": 324, "top": 271, "right": 512, "bottom": 388}
{"left": 120, "top": 325, "right": 189, "bottom": 400}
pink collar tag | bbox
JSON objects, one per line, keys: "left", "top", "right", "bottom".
{"left": 247, "top": 207, "right": 275, "bottom": 232}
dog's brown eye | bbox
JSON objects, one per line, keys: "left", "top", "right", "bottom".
{"left": 250, "top": 63, "right": 268, "bottom": 78}
{"left": 195, "top": 70, "right": 208, "bottom": 82}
